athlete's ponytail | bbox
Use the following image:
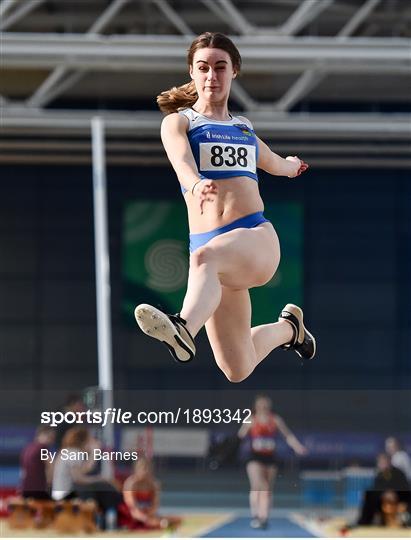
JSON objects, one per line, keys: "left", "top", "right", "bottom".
{"left": 156, "top": 32, "right": 241, "bottom": 115}
{"left": 157, "top": 80, "right": 198, "bottom": 115}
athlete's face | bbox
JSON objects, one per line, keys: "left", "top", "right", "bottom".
{"left": 255, "top": 396, "right": 272, "bottom": 413}
{"left": 190, "top": 48, "right": 237, "bottom": 103}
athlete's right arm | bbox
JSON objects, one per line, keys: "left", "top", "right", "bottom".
{"left": 160, "top": 113, "right": 202, "bottom": 193}
{"left": 238, "top": 417, "right": 252, "bottom": 439}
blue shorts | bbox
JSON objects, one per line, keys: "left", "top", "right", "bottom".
{"left": 189, "top": 211, "right": 270, "bottom": 253}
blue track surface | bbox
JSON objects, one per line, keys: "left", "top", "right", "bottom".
{"left": 202, "top": 516, "right": 316, "bottom": 537}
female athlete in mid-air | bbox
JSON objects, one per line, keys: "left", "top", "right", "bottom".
{"left": 135, "top": 32, "right": 316, "bottom": 382}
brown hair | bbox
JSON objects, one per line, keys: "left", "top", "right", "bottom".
{"left": 157, "top": 32, "right": 242, "bottom": 115}
{"left": 61, "top": 427, "right": 90, "bottom": 450}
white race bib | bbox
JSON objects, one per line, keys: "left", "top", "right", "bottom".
{"left": 199, "top": 142, "right": 256, "bottom": 173}
{"left": 252, "top": 438, "right": 276, "bottom": 452}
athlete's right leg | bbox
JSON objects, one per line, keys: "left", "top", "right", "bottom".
{"left": 179, "top": 246, "right": 222, "bottom": 338}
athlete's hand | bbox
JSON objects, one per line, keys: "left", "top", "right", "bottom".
{"left": 295, "top": 445, "right": 308, "bottom": 456}
{"left": 193, "top": 179, "right": 218, "bottom": 214}
{"left": 286, "top": 155, "right": 309, "bottom": 178}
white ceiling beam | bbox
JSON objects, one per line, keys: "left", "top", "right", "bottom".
{"left": 1, "top": 107, "right": 410, "bottom": 140}
{"left": 277, "top": 0, "right": 335, "bottom": 36}
{"left": 26, "top": 0, "right": 130, "bottom": 108}
{"left": 30, "top": 70, "right": 86, "bottom": 108}
{"left": 200, "top": 0, "right": 253, "bottom": 35}
{"left": 4, "top": 4, "right": 409, "bottom": 32}
{"left": 270, "top": 67, "right": 326, "bottom": 113}
{"left": 151, "top": 0, "right": 194, "bottom": 36}
{"left": 0, "top": 0, "right": 44, "bottom": 31}
{"left": 215, "top": 0, "right": 255, "bottom": 35}
{"left": 2, "top": 58, "right": 409, "bottom": 75}
{"left": 3, "top": 34, "right": 409, "bottom": 67}
{"left": 0, "top": 0, "right": 19, "bottom": 19}
{"left": 88, "top": 0, "right": 129, "bottom": 34}
{"left": 201, "top": 0, "right": 335, "bottom": 36}
{"left": 337, "top": 0, "right": 382, "bottom": 39}
{"left": 229, "top": 81, "right": 258, "bottom": 111}
{"left": 26, "top": 65, "right": 69, "bottom": 108}
{"left": 273, "top": 0, "right": 384, "bottom": 112}
{"left": 24, "top": 0, "right": 132, "bottom": 109}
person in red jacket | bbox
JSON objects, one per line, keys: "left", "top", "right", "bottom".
{"left": 238, "top": 395, "right": 307, "bottom": 529}
{"left": 20, "top": 426, "right": 55, "bottom": 499}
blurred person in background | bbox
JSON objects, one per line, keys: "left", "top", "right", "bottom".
{"left": 347, "top": 453, "right": 410, "bottom": 529}
{"left": 385, "top": 436, "right": 411, "bottom": 482}
{"left": 238, "top": 395, "right": 307, "bottom": 529}
{"left": 52, "top": 427, "right": 122, "bottom": 523}
{"left": 119, "top": 456, "right": 161, "bottom": 529}
{"left": 55, "top": 393, "right": 86, "bottom": 450}
{"left": 20, "top": 426, "right": 55, "bottom": 499}
{"left": 119, "top": 456, "right": 182, "bottom": 531}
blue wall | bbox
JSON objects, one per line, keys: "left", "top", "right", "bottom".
{"left": 0, "top": 165, "right": 409, "bottom": 422}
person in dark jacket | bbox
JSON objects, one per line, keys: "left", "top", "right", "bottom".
{"left": 356, "top": 453, "right": 410, "bottom": 526}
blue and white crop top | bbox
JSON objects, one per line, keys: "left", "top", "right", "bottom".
{"left": 178, "top": 108, "right": 259, "bottom": 194}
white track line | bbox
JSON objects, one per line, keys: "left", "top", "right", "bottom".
{"left": 194, "top": 512, "right": 236, "bottom": 538}
{"left": 290, "top": 512, "right": 325, "bottom": 538}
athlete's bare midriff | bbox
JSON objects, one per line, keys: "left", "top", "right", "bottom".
{"left": 184, "top": 176, "right": 264, "bottom": 234}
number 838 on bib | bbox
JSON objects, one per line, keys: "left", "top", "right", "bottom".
{"left": 199, "top": 142, "right": 256, "bottom": 174}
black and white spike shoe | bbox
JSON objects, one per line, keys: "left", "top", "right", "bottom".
{"left": 278, "top": 303, "right": 316, "bottom": 360}
{"left": 134, "top": 304, "right": 195, "bottom": 363}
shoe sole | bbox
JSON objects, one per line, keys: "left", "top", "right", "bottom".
{"left": 134, "top": 304, "right": 195, "bottom": 363}
{"left": 282, "top": 303, "right": 316, "bottom": 360}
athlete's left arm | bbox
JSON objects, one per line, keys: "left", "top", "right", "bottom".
{"left": 256, "top": 136, "right": 309, "bottom": 178}
{"left": 275, "top": 415, "right": 308, "bottom": 456}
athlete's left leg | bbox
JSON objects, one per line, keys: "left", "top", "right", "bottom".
{"left": 258, "top": 465, "right": 276, "bottom": 523}
{"left": 246, "top": 462, "right": 277, "bottom": 527}
{"left": 246, "top": 461, "right": 268, "bottom": 523}
{"left": 251, "top": 320, "right": 295, "bottom": 361}
{"left": 205, "top": 287, "right": 293, "bottom": 382}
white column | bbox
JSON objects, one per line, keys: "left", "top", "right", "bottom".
{"left": 91, "top": 116, "right": 114, "bottom": 477}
